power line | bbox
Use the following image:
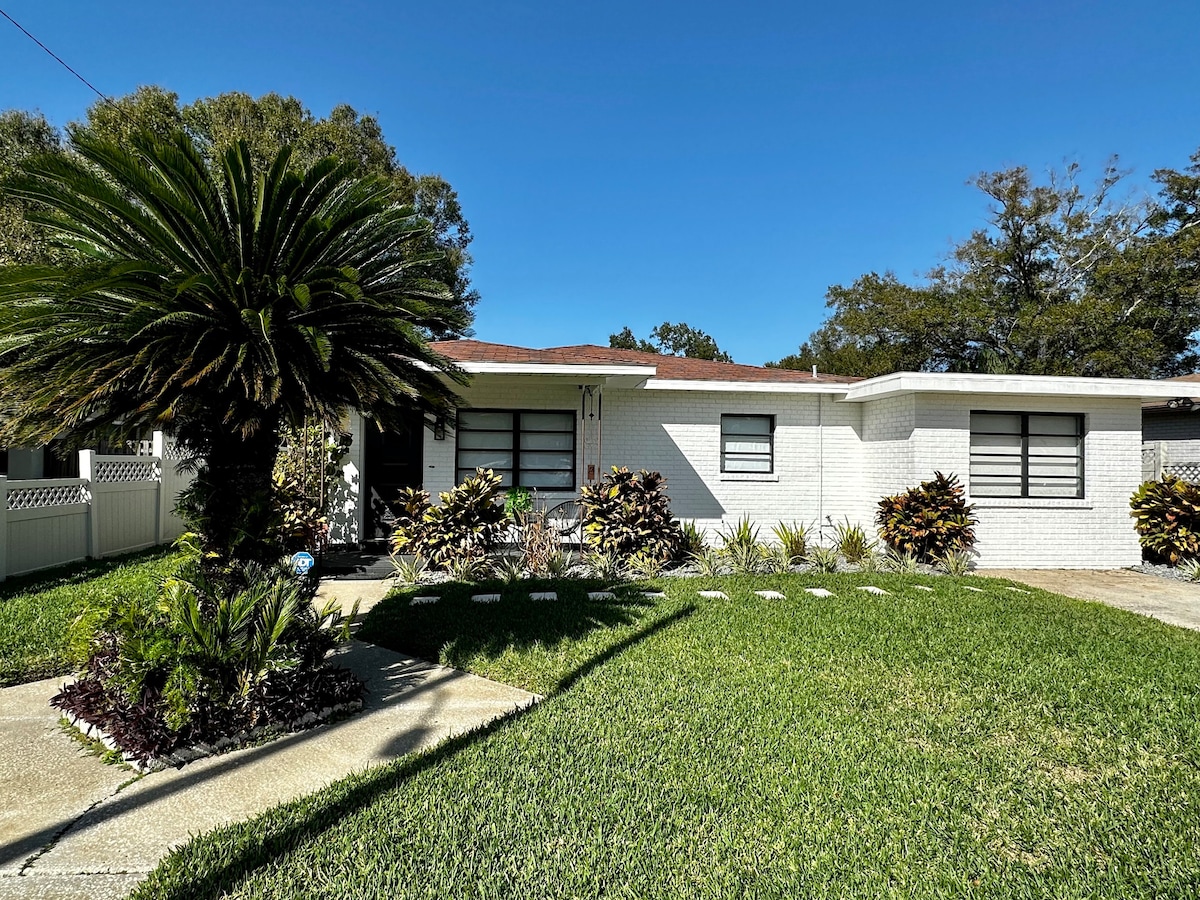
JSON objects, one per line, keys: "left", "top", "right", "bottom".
{"left": 0, "top": 6, "right": 113, "bottom": 106}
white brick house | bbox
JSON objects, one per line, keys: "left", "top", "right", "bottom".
{"left": 335, "top": 341, "right": 1188, "bottom": 569}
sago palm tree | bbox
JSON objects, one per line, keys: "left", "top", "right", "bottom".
{"left": 0, "top": 128, "right": 468, "bottom": 562}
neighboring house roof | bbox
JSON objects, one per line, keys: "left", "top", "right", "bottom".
{"left": 1143, "top": 374, "right": 1200, "bottom": 413}
{"left": 430, "top": 340, "right": 862, "bottom": 384}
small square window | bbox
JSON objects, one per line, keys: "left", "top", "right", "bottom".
{"left": 721, "top": 415, "right": 774, "bottom": 474}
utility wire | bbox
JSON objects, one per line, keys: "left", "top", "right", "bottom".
{"left": 0, "top": 6, "right": 117, "bottom": 109}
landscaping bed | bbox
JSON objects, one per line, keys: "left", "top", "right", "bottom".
{"left": 136, "top": 572, "right": 1200, "bottom": 898}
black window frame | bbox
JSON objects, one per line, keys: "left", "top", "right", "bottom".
{"left": 454, "top": 408, "right": 577, "bottom": 489}
{"left": 720, "top": 414, "right": 775, "bottom": 474}
{"left": 969, "top": 410, "right": 1085, "bottom": 499}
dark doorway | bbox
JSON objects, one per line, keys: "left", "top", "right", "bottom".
{"left": 364, "top": 413, "right": 425, "bottom": 543}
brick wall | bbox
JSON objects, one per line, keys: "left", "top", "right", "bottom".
{"left": 341, "top": 381, "right": 1145, "bottom": 567}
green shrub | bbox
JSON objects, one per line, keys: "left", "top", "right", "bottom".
{"left": 273, "top": 425, "right": 351, "bottom": 552}
{"left": 390, "top": 469, "right": 508, "bottom": 570}
{"left": 679, "top": 520, "right": 706, "bottom": 557}
{"left": 1130, "top": 476, "right": 1200, "bottom": 564}
{"left": 580, "top": 467, "right": 685, "bottom": 563}
{"left": 833, "top": 519, "right": 873, "bottom": 563}
{"left": 54, "top": 545, "right": 359, "bottom": 763}
{"left": 772, "top": 521, "right": 809, "bottom": 563}
{"left": 504, "top": 487, "right": 533, "bottom": 522}
{"left": 876, "top": 472, "right": 978, "bottom": 564}
{"left": 807, "top": 546, "right": 840, "bottom": 573}
{"left": 718, "top": 516, "right": 766, "bottom": 574}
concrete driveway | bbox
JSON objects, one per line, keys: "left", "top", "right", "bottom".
{"left": 984, "top": 568, "right": 1200, "bottom": 632}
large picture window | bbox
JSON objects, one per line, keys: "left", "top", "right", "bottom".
{"left": 455, "top": 410, "right": 576, "bottom": 489}
{"left": 969, "top": 412, "right": 1084, "bottom": 499}
{"left": 721, "top": 414, "right": 774, "bottom": 473}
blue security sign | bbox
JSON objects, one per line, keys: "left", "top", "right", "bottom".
{"left": 291, "top": 551, "right": 316, "bottom": 575}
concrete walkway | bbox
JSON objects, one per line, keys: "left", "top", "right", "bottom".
{"left": 0, "top": 579, "right": 535, "bottom": 899}
{"left": 985, "top": 568, "right": 1200, "bottom": 631}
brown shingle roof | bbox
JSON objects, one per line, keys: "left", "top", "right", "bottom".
{"left": 429, "top": 340, "right": 862, "bottom": 384}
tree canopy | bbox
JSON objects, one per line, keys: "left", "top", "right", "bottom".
{"left": 771, "top": 157, "right": 1200, "bottom": 378}
{"left": 0, "top": 87, "right": 476, "bottom": 336}
{"left": 610, "top": 322, "right": 733, "bottom": 362}
{"left": 0, "top": 127, "right": 467, "bottom": 562}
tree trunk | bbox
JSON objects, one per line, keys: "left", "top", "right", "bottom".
{"left": 187, "top": 424, "right": 284, "bottom": 568}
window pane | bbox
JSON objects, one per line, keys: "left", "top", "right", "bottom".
{"left": 521, "top": 432, "right": 573, "bottom": 451}
{"left": 1029, "top": 435, "right": 1080, "bottom": 454}
{"left": 458, "top": 431, "right": 512, "bottom": 450}
{"left": 1029, "top": 415, "right": 1080, "bottom": 436}
{"left": 458, "top": 411, "right": 513, "bottom": 431}
{"left": 1028, "top": 459, "right": 1082, "bottom": 479}
{"left": 457, "top": 449, "right": 514, "bottom": 470}
{"left": 722, "top": 416, "right": 772, "bottom": 437}
{"left": 521, "top": 412, "right": 574, "bottom": 432}
{"left": 519, "top": 451, "right": 574, "bottom": 470}
{"left": 970, "top": 433, "right": 1022, "bottom": 452}
{"left": 971, "top": 460, "right": 1023, "bottom": 478}
{"left": 521, "top": 470, "right": 575, "bottom": 488}
{"left": 1028, "top": 480, "right": 1082, "bottom": 498}
{"left": 971, "top": 479, "right": 1023, "bottom": 497}
{"left": 724, "top": 439, "right": 771, "bottom": 455}
{"left": 971, "top": 413, "right": 1021, "bottom": 434}
{"left": 724, "top": 456, "right": 772, "bottom": 473}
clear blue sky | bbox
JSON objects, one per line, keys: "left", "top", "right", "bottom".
{"left": 2, "top": 1, "right": 1198, "bottom": 364}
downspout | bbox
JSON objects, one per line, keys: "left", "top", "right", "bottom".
{"left": 817, "top": 393, "right": 825, "bottom": 546}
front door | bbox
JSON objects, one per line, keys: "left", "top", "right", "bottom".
{"left": 364, "top": 413, "right": 425, "bottom": 542}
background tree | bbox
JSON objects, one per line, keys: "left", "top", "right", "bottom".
{"left": 0, "top": 110, "right": 64, "bottom": 266}
{"left": 2, "top": 87, "right": 476, "bottom": 336}
{"left": 609, "top": 321, "right": 733, "bottom": 361}
{"left": 773, "top": 160, "right": 1200, "bottom": 378}
{"left": 0, "top": 128, "right": 467, "bottom": 564}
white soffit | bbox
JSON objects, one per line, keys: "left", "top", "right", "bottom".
{"left": 841, "top": 371, "right": 1196, "bottom": 403}
{"left": 640, "top": 379, "right": 852, "bottom": 394}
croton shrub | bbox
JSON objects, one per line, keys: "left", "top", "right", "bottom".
{"left": 1130, "top": 476, "right": 1200, "bottom": 565}
{"left": 390, "top": 468, "right": 509, "bottom": 569}
{"left": 580, "top": 466, "right": 685, "bottom": 564}
{"left": 875, "top": 471, "right": 978, "bottom": 564}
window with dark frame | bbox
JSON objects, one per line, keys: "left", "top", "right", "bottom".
{"left": 721, "top": 414, "right": 774, "bottom": 474}
{"left": 455, "top": 409, "right": 576, "bottom": 489}
{"left": 969, "top": 412, "right": 1084, "bottom": 499}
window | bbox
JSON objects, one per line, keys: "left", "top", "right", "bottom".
{"left": 455, "top": 410, "right": 576, "bottom": 489}
{"left": 721, "top": 414, "right": 774, "bottom": 473}
{"left": 969, "top": 412, "right": 1084, "bottom": 498}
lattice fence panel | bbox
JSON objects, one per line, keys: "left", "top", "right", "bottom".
{"left": 94, "top": 459, "right": 159, "bottom": 483}
{"left": 7, "top": 483, "right": 88, "bottom": 510}
{"left": 1164, "top": 464, "right": 1200, "bottom": 483}
{"left": 161, "top": 439, "right": 186, "bottom": 461}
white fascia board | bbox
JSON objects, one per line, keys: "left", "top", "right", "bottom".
{"left": 841, "top": 371, "right": 1197, "bottom": 402}
{"left": 640, "top": 378, "right": 852, "bottom": 394}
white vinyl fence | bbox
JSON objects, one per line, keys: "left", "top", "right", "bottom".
{"left": 0, "top": 433, "right": 193, "bottom": 580}
{"left": 1142, "top": 440, "right": 1200, "bottom": 483}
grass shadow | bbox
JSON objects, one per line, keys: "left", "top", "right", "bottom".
{"left": 356, "top": 577, "right": 659, "bottom": 667}
{"left": 134, "top": 602, "right": 696, "bottom": 900}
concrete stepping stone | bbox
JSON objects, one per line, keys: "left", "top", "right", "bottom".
{"left": 1004, "top": 586, "right": 1031, "bottom": 594}
{"left": 587, "top": 591, "right": 615, "bottom": 600}
{"left": 641, "top": 591, "right": 666, "bottom": 599}
{"left": 698, "top": 590, "right": 729, "bottom": 599}
{"left": 755, "top": 590, "right": 786, "bottom": 600}
{"left": 859, "top": 586, "right": 890, "bottom": 596}
{"left": 529, "top": 591, "right": 557, "bottom": 601}
{"left": 410, "top": 595, "right": 440, "bottom": 605}
{"left": 963, "top": 586, "right": 985, "bottom": 593}
{"left": 804, "top": 587, "right": 834, "bottom": 598}
{"left": 912, "top": 585, "right": 934, "bottom": 592}
{"left": 471, "top": 593, "right": 501, "bottom": 603}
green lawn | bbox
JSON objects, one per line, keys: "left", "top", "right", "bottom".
{"left": 135, "top": 572, "right": 1200, "bottom": 899}
{"left": 0, "top": 548, "right": 178, "bottom": 687}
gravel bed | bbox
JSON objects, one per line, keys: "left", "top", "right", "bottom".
{"left": 1132, "top": 561, "right": 1200, "bottom": 583}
